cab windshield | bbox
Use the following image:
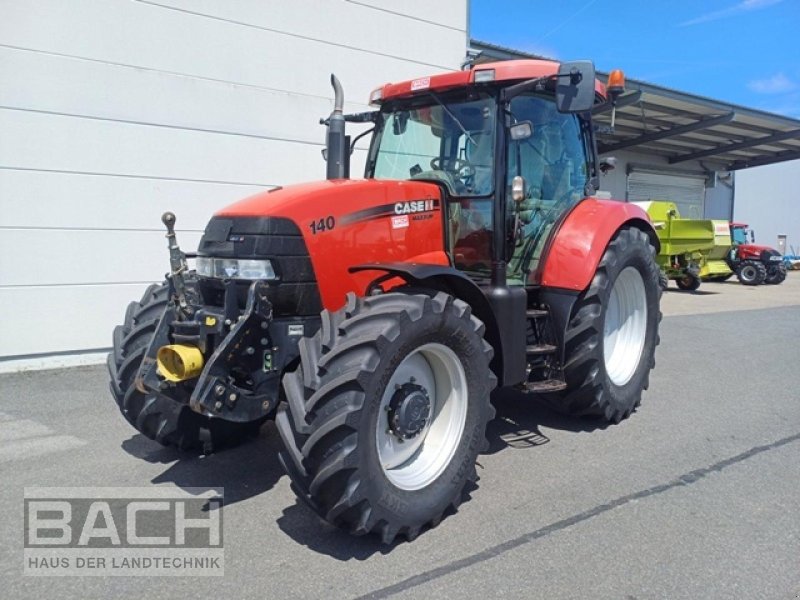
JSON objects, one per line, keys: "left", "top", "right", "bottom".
{"left": 370, "top": 92, "right": 496, "bottom": 197}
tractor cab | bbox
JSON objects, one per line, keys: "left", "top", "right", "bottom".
{"left": 362, "top": 60, "right": 612, "bottom": 288}
{"left": 730, "top": 222, "right": 754, "bottom": 247}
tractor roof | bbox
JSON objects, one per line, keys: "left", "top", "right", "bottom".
{"left": 373, "top": 59, "right": 608, "bottom": 104}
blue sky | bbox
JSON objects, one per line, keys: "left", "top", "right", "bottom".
{"left": 470, "top": 0, "right": 800, "bottom": 118}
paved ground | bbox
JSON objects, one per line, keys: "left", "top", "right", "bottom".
{"left": 1, "top": 272, "right": 799, "bottom": 599}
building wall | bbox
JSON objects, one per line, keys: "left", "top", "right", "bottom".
{"left": 0, "top": 0, "right": 467, "bottom": 368}
{"left": 595, "top": 150, "right": 734, "bottom": 219}
{"left": 734, "top": 161, "right": 800, "bottom": 252}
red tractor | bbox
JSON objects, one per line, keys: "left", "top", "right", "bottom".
{"left": 727, "top": 222, "right": 786, "bottom": 285}
{"left": 109, "top": 60, "right": 661, "bottom": 543}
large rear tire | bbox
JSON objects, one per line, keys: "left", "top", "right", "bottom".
{"left": 107, "top": 279, "right": 263, "bottom": 451}
{"left": 553, "top": 226, "right": 661, "bottom": 423}
{"left": 736, "top": 260, "right": 766, "bottom": 285}
{"left": 276, "top": 291, "right": 496, "bottom": 544}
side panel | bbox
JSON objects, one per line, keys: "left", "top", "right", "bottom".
{"left": 217, "top": 179, "right": 448, "bottom": 311}
{"left": 539, "top": 199, "right": 657, "bottom": 292}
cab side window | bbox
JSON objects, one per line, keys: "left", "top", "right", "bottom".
{"left": 506, "top": 95, "right": 590, "bottom": 284}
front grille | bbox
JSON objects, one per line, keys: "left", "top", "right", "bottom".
{"left": 196, "top": 216, "right": 322, "bottom": 316}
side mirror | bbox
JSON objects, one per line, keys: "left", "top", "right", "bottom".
{"left": 555, "top": 61, "right": 596, "bottom": 113}
{"left": 509, "top": 121, "right": 533, "bottom": 141}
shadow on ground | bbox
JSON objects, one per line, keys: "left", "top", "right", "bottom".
{"left": 120, "top": 391, "right": 605, "bottom": 558}
{"left": 665, "top": 288, "right": 720, "bottom": 296}
{"left": 485, "top": 388, "right": 608, "bottom": 454}
{"left": 121, "top": 420, "right": 284, "bottom": 508}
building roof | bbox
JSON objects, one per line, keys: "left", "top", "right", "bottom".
{"left": 471, "top": 40, "right": 800, "bottom": 172}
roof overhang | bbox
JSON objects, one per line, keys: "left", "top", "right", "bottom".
{"left": 471, "top": 40, "right": 800, "bottom": 172}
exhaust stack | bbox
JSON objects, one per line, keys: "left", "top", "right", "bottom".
{"left": 325, "top": 74, "right": 348, "bottom": 180}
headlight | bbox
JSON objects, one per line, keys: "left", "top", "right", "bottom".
{"left": 195, "top": 257, "right": 278, "bottom": 280}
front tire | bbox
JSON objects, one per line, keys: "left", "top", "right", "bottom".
{"left": 276, "top": 291, "right": 496, "bottom": 544}
{"left": 658, "top": 270, "right": 669, "bottom": 291}
{"left": 554, "top": 226, "right": 661, "bottom": 423}
{"left": 737, "top": 260, "right": 766, "bottom": 285}
{"left": 107, "top": 279, "right": 263, "bottom": 451}
{"left": 765, "top": 264, "right": 787, "bottom": 284}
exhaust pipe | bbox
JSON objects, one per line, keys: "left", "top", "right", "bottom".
{"left": 156, "top": 344, "right": 204, "bottom": 382}
{"left": 325, "top": 74, "right": 348, "bottom": 180}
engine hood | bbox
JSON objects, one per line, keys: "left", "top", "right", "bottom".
{"left": 739, "top": 243, "right": 780, "bottom": 255}
{"left": 217, "top": 178, "right": 442, "bottom": 221}
{"left": 213, "top": 178, "right": 449, "bottom": 312}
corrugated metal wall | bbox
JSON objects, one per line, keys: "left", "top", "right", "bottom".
{"left": 0, "top": 0, "right": 467, "bottom": 367}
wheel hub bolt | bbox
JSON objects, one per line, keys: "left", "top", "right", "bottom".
{"left": 387, "top": 382, "right": 431, "bottom": 440}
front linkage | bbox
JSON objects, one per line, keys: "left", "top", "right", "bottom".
{"left": 133, "top": 212, "right": 288, "bottom": 426}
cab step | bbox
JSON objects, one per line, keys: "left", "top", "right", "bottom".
{"left": 524, "top": 379, "right": 567, "bottom": 393}
{"left": 526, "top": 308, "right": 549, "bottom": 319}
{"left": 526, "top": 343, "right": 557, "bottom": 356}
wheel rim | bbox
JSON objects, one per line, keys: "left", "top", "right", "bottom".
{"left": 741, "top": 265, "right": 756, "bottom": 281}
{"left": 603, "top": 266, "right": 648, "bottom": 387}
{"left": 376, "top": 343, "right": 468, "bottom": 491}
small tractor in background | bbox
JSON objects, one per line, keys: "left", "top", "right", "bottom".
{"left": 634, "top": 201, "right": 715, "bottom": 292}
{"left": 701, "top": 222, "right": 787, "bottom": 285}
{"left": 108, "top": 59, "right": 662, "bottom": 543}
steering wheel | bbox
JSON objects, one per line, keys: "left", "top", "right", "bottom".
{"left": 430, "top": 157, "right": 475, "bottom": 180}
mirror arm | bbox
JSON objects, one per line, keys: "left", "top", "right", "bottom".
{"left": 501, "top": 75, "right": 553, "bottom": 102}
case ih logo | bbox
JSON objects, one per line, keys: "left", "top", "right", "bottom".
{"left": 341, "top": 198, "right": 439, "bottom": 226}
{"left": 394, "top": 199, "right": 436, "bottom": 215}
{"left": 24, "top": 487, "right": 224, "bottom": 577}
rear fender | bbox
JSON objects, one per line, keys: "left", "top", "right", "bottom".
{"left": 540, "top": 199, "right": 659, "bottom": 292}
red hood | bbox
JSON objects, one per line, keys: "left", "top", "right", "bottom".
{"left": 217, "top": 178, "right": 441, "bottom": 219}
{"left": 215, "top": 178, "right": 449, "bottom": 312}
{"left": 739, "top": 243, "right": 777, "bottom": 254}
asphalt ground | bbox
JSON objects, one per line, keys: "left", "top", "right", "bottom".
{"left": 1, "top": 272, "right": 799, "bottom": 599}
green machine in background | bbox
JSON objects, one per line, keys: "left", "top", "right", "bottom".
{"left": 699, "top": 221, "right": 735, "bottom": 282}
{"left": 633, "top": 201, "right": 716, "bottom": 292}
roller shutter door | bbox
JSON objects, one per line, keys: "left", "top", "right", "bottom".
{"left": 627, "top": 171, "right": 706, "bottom": 218}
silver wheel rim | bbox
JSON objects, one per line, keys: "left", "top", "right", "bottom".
{"left": 603, "top": 266, "right": 648, "bottom": 387}
{"left": 741, "top": 265, "right": 756, "bottom": 281}
{"left": 376, "top": 343, "right": 468, "bottom": 491}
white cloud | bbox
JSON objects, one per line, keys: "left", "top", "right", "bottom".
{"left": 680, "top": 0, "right": 783, "bottom": 26}
{"left": 748, "top": 73, "right": 798, "bottom": 94}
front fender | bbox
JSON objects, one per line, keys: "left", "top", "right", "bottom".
{"left": 540, "top": 199, "right": 659, "bottom": 292}
{"left": 349, "top": 262, "right": 526, "bottom": 387}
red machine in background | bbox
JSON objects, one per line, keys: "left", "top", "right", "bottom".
{"left": 726, "top": 222, "right": 786, "bottom": 285}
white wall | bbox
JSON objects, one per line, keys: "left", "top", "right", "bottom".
{"left": 0, "top": 0, "right": 467, "bottom": 365}
{"left": 734, "top": 160, "right": 800, "bottom": 253}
